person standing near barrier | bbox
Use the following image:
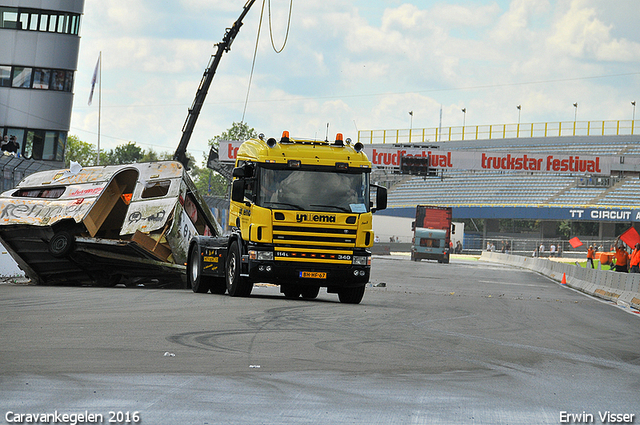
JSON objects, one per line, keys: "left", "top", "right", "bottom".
{"left": 613, "top": 244, "right": 629, "bottom": 273}
{"left": 630, "top": 243, "right": 640, "bottom": 273}
{"left": 586, "top": 245, "right": 595, "bottom": 268}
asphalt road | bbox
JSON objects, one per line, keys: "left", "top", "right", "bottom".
{"left": 1, "top": 255, "right": 639, "bottom": 425}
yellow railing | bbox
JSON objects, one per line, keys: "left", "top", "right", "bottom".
{"left": 358, "top": 119, "right": 639, "bottom": 144}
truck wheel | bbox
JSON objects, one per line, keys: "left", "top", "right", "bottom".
{"left": 209, "top": 278, "right": 227, "bottom": 295}
{"left": 300, "top": 286, "right": 320, "bottom": 299}
{"left": 226, "top": 241, "right": 253, "bottom": 297}
{"left": 188, "top": 244, "right": 211, "bottom": 293}
{"left": 48, "top": 231, "right": 74, "bottom": 258}
{"left": 338, "top": 285, "right": 365, "bottom": 304}
{"left": 282, "top": 284, "right": 301, "bottom": 299}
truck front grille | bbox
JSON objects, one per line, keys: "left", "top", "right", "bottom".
{"left": 272, "top": 224, "right": 356, "bottom": 264}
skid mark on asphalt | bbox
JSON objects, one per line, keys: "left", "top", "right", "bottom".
{"left": 479, "top": 280, "right": 548, "bottom": 288}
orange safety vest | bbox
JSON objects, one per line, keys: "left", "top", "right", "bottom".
{"left": 630, "top": 249, "right": 640, "bottom": 267}
{"left": 587, "top": 248, "right": 594, "bottom": 259}
{"left": 614, "top": 248, "right": 629, "bottom": 266}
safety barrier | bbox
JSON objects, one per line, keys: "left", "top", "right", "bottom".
{"left": 480, "top": 251, "right": 640, "bottom": 311}
{"left": 359, "top": 119, "right": 639, "bottom": 144}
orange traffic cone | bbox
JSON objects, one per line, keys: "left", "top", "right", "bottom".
{"left": 561, "top": 273, "right": 567, "bottom": 285}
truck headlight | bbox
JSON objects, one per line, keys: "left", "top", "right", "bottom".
{"left": 352, "top": 256, "right": 369, "bottom": 265}
{"left": 257, "top": 251, "right": 274, "bottom": 261}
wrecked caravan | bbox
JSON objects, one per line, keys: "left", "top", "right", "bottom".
{"left": 0, "top": 161, "right": 221, "bottom": 286}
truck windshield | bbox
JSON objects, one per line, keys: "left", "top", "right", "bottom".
{"left": 258, "top": 167, "right": 369, "bottom": 213}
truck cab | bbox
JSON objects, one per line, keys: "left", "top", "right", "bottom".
{"left": 410, "top": 205, "right": 452, "bottom": 263}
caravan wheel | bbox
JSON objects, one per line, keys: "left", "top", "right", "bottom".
{"left": 48, "top": 231, "right": 74, "bottom": 258}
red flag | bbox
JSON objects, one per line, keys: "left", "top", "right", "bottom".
{"left": 619, "top": 227, "right": 640, "bottom": 247}
{"left": 569, "top": 237, "right": 582, "bottom": 248}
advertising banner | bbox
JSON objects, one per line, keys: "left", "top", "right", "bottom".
{"left": 365, "top": 146, "right": 615, "bottom": 175}
{"left": 219, "top": 140, "right": 619, "bottom": 175}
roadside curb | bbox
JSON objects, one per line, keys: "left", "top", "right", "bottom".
{"left": 480, "top": 251, "right": 640, "bottom": 311}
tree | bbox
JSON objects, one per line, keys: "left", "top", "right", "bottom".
{"left": 102, "top": 142, "right": 143, "bottom": 165}
{"left": 188, "top": 166, "right": 228, "bottom": 197}
{"left": 65, "top": 135, "right": 98, "bottom": 167}
{"left": 194, "top": 121, "right": 257, "bottom": 197}
{"left": 208, "top": 121, "right": 257, "bottom": 149}
{"left": 140, "top": 148, "right": 173, "bottom": 163}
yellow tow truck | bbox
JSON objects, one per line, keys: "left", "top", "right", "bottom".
{"left": 187, "top": 132, "right": 387, "bottom": 304}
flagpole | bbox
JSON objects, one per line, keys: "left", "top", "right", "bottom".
{"left": 97, "top": 51, "right": 101, "bottom": 165}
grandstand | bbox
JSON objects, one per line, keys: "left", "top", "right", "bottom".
{"left": 374, "top": 133, "right": 640, "bottom": 209}
{"left": 366, "top": 123, "right": 640, "bottom": 252}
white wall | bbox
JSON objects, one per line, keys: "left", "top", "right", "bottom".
{"left": 372, "top": 215, "right": 414, "bottom": 243}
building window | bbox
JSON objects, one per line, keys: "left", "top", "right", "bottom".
{"left": 6, "top": 128, "right": 64, "bottom": 162}
{"left": 0, "top": 7, "right": 81, "bottom": 35}
{"left": 32, "top": 68, "right": 50, "bottom": 89}
{"left": 38, "top": 13, "right": 47, "bottom": 31}
{"left": 0, "top": 65, "right": 73, "bottom": 92}
{"left": 43, "top": 131, "right": 56, "bottom": 160}
{"left": 28, "top": 12, "right": 38, "bottom": 30}
{"left": 0, "top": 66, "right": 10, "bottom": 87}
{"left": 12, "top": 67, "right": 32, "bottom": 88}
{"left": 51, "top": 70, "right": 65, "bottom": 91}
{"left": 56, "top": 133, "right": 66, "bottom": 162}
{"left": 0, "top": 7, "right": 18, "bottom": 29}
{"left": 5, "top": 128, "right": 25, "bottom": 155}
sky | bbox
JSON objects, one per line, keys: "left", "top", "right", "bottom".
{"left": 69, "top": 0, "right": 640, "bottom": 162}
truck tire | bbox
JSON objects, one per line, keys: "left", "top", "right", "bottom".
{"left": 209, "top": 278, "right": 227, "bottom": 295}
{"left": 338, "top": 285, "right": 365, "bottom": 304}
{"left": 300, "top": 286, "right": 320, "bottom": 299}
{"left": 48, "top": 231, "right": 74, "bottom": 258}
{"left": 282, "top": 284, "right": 301, "bottom": 299}
{"left": 226, "top": 241, "right": 253, "bottom": 297}
{"left": 188, "top": 243, "right": 211, "bottom": 293}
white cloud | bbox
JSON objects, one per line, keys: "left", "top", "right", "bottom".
{"left": 70, "top": 0, "right": 640, "bottom": 157}
{"left": 548, "top": 0, "right": 640, "bottom": 61}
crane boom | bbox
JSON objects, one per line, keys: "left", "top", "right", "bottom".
{"left": 173, "top": 0, "right": 257, "bottom": 168}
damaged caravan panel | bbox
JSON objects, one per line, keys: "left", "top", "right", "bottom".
{"left": 0, "top": 161, "right": 221, "bottom": 286}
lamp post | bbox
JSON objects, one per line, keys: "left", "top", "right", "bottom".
{"left": 632, "top": 101, "right": 636, "bottom": 121}
{"left": 573, "top": 102, "right": 578, "bottom": 122}
{"left": 461, "top": 108, "right": 466, "bottom": 140}
{"left": 517, "top": 105, "right": 521, "bottom": 124}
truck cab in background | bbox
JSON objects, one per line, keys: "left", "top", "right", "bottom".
{"left": 410, "top": 205, "right": 453, "bottom": 263}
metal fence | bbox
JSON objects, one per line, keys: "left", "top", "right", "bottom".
{"left": 476, "top": 237, "right": 618, "bottom": 259}
{"left": 0, "top": 153, "right": 62, "bottom": 192}
{"left": 358, "top": 119, "right": 639, "bottom": 144}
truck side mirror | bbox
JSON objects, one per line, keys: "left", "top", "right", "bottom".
{"left": 231, "top": 179, "right": 245, "bottom": 202}
{"left": 411, "top": 221, "right": 415, "bottom": 231}
{"left": 371, "top": 184, "right": 387, "bottom": 212}
{"left": 232, "top": 167, "right": 245, "bottom": 178}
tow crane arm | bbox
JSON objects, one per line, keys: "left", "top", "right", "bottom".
{"left": 173, "top": 0, "right": 257, "bottom": 168}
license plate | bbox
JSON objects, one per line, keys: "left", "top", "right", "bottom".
{"left": 299, "top": 271, "right": 327, "bottom": 279}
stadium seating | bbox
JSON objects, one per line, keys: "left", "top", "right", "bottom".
{"left": 382, "top": 135, "right": 640, "bottom": 209}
